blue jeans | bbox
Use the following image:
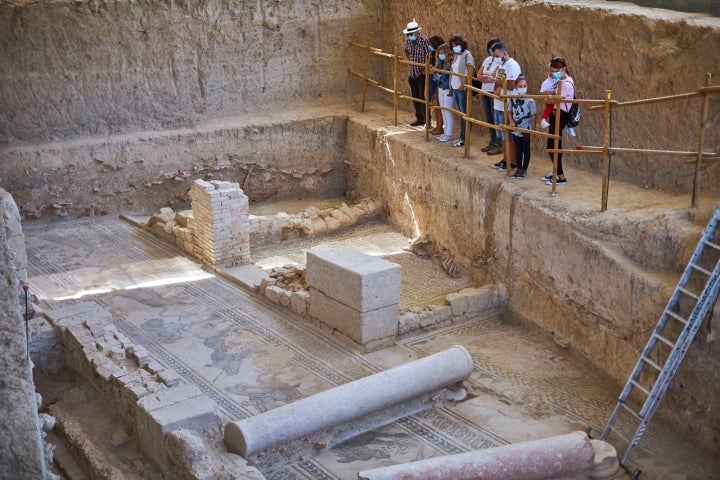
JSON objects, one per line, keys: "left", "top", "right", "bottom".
{"left": 493, "top": 109, "right": 505, "bottom": 140}
{"left": 454, "top": 89, "right": 468, "bottom": 141}
{"left": 482, "top": 95, "right": 498, "bottom": 143}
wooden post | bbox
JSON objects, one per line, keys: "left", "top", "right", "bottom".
{"left": 464, "top": 68, "right": 473, "bottom": 158}
{"left": 393, "top": 47, "right": 399, "bottom": 126}
{"left": 691, "top": 73, "right": 712, "bottom": 209}
{"left": 361, "top": 40, "right": 371, "bottom": 113}
{"left": 425, "top": 54, "right": 431, "bottom": 140}
{"left": 601, "top": 90, "right": 612, "bottom": 212}
{"left": 503, "top": 75, "right": 511, "bottom": 176}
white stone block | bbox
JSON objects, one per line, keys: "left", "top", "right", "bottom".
{"left": 308, "top": 288, "right": 397, "bottom": 344}
{"left": 306, "top": 249, "right": 401, "bottom": 312}
{"left": 136, "top": 384, "right": 216, "bottom": 467}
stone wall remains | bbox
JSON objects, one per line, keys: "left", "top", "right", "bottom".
{"left": 0, "top": 188, "right": 46, "bottom": 479}
{"left": 0, "top": 113, "right": 348, "bottom": 219}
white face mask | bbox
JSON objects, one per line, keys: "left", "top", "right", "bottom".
{"left": 517, "top": 87, "right": 528, "bottom": 95}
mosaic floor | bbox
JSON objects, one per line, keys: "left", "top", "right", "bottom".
{"left": 25, "top": 216, "right": 719, "bottom": 480}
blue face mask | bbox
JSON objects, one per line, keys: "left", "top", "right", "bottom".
{"left": 438, "top": 53, "right": 446, "bottom": 61}
{"left": 408, "top": 34, "right": 417, "bottom": 41}
{"left": 452, "top": 45, "right": 462, "bottom": 54}
{"left": 428, "top": 45, "right": 435, "bottom": 52}
{"left": 552, "top": 71, "right": 563, "bottom": 80}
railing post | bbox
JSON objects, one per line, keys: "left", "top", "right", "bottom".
{"left": 425, "top": 54, "right": 431, "bottom": 140}
{"left": 464, "top": 69, "right": 473, "bottom": 158}
{"left": 601, "top": 90, "right": 612, "bottom": 212}
{"left": 691, "top": 72, "right": 712, "bottom": 209}
{"left": 361, "top": 39, "right": 371, "bottom": 113}
{"left": 393, "top": 47, "right": 399, "bottom": 126}
{"left": 502, "top": 75, "right": 510, "bottom": 176}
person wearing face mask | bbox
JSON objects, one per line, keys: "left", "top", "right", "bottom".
{"left": 540, "top": 56, "right": 575, "bottom": 186}
{"left": 434, "top": 44, "right": 455, "bottom": 143}
{"left": 508, "top": 75, "right": 537, "bottom": 179}
{"left": 489, "top": 42, "right": 522, "bottom": 171}
{"left": 403, "top": 19, "right": 431, "bottom": 127}
{"left": 449, "top": 34, "right": 475, "bottom": 148}
{"left": 476, "top": 37, "right": 503, "bottom": 155}
{"left": 427, "top": 35, "right": 446, "bottom": 135}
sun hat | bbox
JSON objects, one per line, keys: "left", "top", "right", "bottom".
{"left": 403, "top": 19, "right": 421, "bottom": 35}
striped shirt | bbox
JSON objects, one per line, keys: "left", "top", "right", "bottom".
{"left": 405, "top": 35, "right": 430, "bottom": 78}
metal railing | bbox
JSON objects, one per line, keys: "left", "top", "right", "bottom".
{"left": 349, "top": 41, "right": 719, "bottom": 211}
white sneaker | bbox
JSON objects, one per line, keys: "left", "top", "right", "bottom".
{"left": 437, "top": 135, "right": 452, "bottom": 142}
{"left": 540, "top": 119, "right": 550, "bottom": 129}
{"left": 566, "top": 126, "right": 576, "bottom": 137}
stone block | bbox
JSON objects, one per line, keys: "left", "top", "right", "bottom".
{"left": 306, "top": 249, "right": 401, "bottom": 312}
{"left": 447, "top": 284, "right": 507, "bottom": 319}
{"left": 136, "top": 384, "right": 216, "bottom": 467}
{"left": 308, "top": 288, "right": 397, "bottom": 344}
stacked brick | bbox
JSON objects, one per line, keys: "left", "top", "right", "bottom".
{"left": 188, "top": 179, "right": 250, "bottom": 267}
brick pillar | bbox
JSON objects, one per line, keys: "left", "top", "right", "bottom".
{"left": 188, "top": 179, "right": 250, "bottom": 267}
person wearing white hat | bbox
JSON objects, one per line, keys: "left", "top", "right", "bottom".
{"left": 403, "top": 19, "right": 430, "bottom": 127}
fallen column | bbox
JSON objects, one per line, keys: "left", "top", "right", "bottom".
{"left": 224, "top": 345, "right": 473, "bottom": 469}
{"left": 358, "top": 431, "right": 619, "bottom": 480}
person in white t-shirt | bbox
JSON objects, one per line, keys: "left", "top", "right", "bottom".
{"left": 488, "top": 42, "right": 522, "bottom": 171}
{"left": 449, "top": 34, "right": 475, "bottom": 148}
{"left": 476, "top": 37, "right": 503, "bottom": 155}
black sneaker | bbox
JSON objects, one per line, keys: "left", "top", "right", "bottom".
{"left": 540, "top": 173, "right": 554, "bottom": 182}
{"left": 409, "top": 119, "right": 425, "bottom": 127}
{"left": 512, "top": 170, "right": 527, "bottom": 179}
{"left": 492, "top": 160, "right": 506, "bottom": 170}
{"left": 545, "top": 177, "right": 567, "bottom": 186}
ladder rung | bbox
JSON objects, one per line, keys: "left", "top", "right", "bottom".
{"left": 665, "top": 310, "right": 688, "bottom": 325}
{"left": 678, "top": 287, "right": 699, "bottom": 300}
{"left": 630, "top": 380, "right": 650, "bottom": 396}
{"left": 703, "top": 239, "right": 720, "bottom": 251}
{"left": 689, "top": 263, "right": 711, "bottom": 276}
{"left": 608, "top": 425, "right": 631, "bottom": 444}
{"left": 652, "top": 332, "right": 676, "bottom": 348}
{"left": 620, "top": 402, "right": 642, "bottom": 420}
{"left": 642, "top": 356, "right": 663, "bottom": 371}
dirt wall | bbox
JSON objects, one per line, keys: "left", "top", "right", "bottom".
{"left": 0, "top": 113, "right": 348, "bottom": 219}
{"left": 0, "top": 0, "right": 378, "bottom": 144}
{"left": 370, "top": 0, "right": 720, "bottom": 192}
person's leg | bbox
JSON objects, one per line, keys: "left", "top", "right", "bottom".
{"left": 489, "top": 109, "right": 505, "bottom": 159}
{"left": 408, "top": 76, "right": 424, "bottom": 123}
{"left": 512, "top": 135, "right": 523, "bottom": 171}
{"left": 439, "top": 89, "right": 454, "bottom": 139}
{"left": 520, "top": 135, "right": 531, "bottom": 172}
{"left": 546, "top": 112, "right": 566, "bottom": 179}
{"left": 454, "top": 89, "right": 468, "bottom": 142}
{"left": 482, "top": 95, "right": 496, "bottom": 145}
{"left": 542, "top": 103, "right": 554, "bottom": 121}
{"left": 417, "top": 75, "right": 427, "bottom": 123}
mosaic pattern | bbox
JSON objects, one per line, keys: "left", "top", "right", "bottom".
{"left": 25, "top": 217, "right": 719, "bottom": 479}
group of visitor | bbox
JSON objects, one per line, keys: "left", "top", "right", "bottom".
{"left": 402, "top": 19, "right": 576, "bottom": 185}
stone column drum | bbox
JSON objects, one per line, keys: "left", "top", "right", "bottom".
{"left": 357, "top": 431, "right": 616, "bottom": 480}
{"left": 224, "top": 345, "right": 473, "bottom": 458}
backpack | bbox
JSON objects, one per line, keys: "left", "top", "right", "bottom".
{"left": 566, "top": 80, "right": 581, "bottom": 128}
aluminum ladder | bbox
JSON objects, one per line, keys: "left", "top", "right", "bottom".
{"left": 601, "top": 204, "right": 720, "bottom": 471}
